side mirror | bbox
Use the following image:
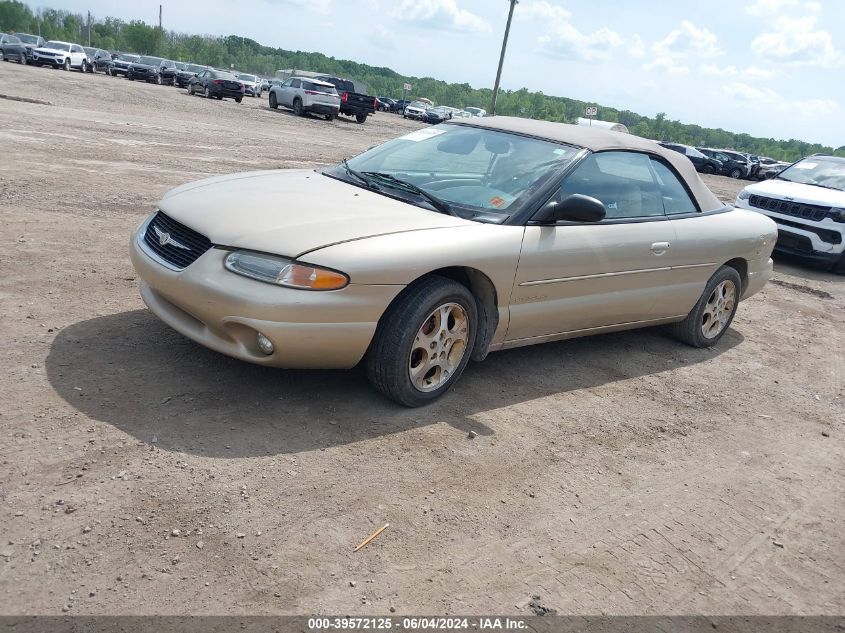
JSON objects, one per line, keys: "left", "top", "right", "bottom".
{"left": 533, "top": 193, "right": 606, "bottom": 224}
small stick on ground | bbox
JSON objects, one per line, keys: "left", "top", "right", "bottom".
{"left": 354, "top": 523, "right": 389, "bottom": 552}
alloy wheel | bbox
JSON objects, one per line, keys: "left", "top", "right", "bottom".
{"left": 408, "top": 303, "right": 469, "bottom": 392}
{"left": 701, "top": 280, "right": 736, "bottom": 339}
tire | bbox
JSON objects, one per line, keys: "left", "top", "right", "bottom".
{"left": 365, "top": 276, "right": 478, "bottom": 407}
{"left": 63, "top": 58, "right": 70, "bottom": 71}
{"left": 269, "top": 92, "right": 278, "bottom": 109}
{"left": 19, "top": 53, "right": 27, "bottom": 65}
{"left": 155, "top": 73, "right": 162, "bottom": 85}
{"left": 204, "top": 86, "right": 211, "bottom": 99}
{"left": 325, "top": 113, "right": 334, "bottom": 121}
{"left": 702, "top": 164, "right": 715, "bottom": 175}
{"left": 1, "top": 51, "right": 6, "bottom": 62}
{"left": 356, "top": 113, "right": 367, "bottom": 124}
{"left": 293, "top": 98, "right": 303, "bottom": 116}
{"left": 728, "top": 168, "right": 742, "bottom": 179}
{"left": 671, "top": 265, "right": 742, "bottom": 348}
{"left": 833, "top": 253, "right": 845, "bottom": 275}
{"left": 235, "top": 96, "right": 242, "bottom": 103}
{"left": 188, "top": 83, "right": 194, "bottom": 96}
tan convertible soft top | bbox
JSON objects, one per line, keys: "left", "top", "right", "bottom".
{"left": 450, "top": 116, "right": 725, "bottom": 212}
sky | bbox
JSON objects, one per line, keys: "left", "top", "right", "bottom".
{"left": 40, "top": 0, "right": 845, "bottom": 148}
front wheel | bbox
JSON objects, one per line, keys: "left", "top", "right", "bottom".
{"left": 204, "top": 86, "right": 211, "bottom": 99}
{"left": 19, "top": 53, "right": 27, "bottom": 65}
{"left": 702, "top": 164, "right": 715, "bottom": 174}
{"left": 671, "top": 266, "right": 741, "bottom": 348}
{"left": 155, "top": 73, "right": 162, "bottom": 85}
{"left": 729, "top": 168, "right": 742, "bottom": 179}
{"left": 269, "top": 92, "right": 278, "bottom": 109}
{"left": 366, "top": 276, "right": 477, "bottom": 407}
{"left": 63, "top": 58, "right": 70, "bottom": 71}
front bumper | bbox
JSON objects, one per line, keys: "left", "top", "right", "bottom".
{"left": 33, "top": 55, "right": 61, "bottom": 66}
{"left": 130, "top": 226, "right": 402, "bottom": 368}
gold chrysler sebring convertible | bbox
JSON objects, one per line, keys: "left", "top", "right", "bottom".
{"left": 130, "top": 117, "right": 777, "bottom": 406}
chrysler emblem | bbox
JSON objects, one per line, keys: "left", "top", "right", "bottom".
{"left": 153, "top": 226, "right": 190, "bottom": 251}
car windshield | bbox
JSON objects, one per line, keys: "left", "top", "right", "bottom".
{"left": 306, "top": 81, "right": 336, "bottom": 93}
{"left": 45, "top": 41, "right": 70, "bottom": 51}
{"left": 84, "top": 47, "right": 95, "bottom": 56}
{"left": 174, "top": 62, "right": 185, "bottom": 69}
{"left": 687, "top": 147, "right": 706, "bottom": 159}
{"left": 16, "top": 34, "right": 39, "bottom": 44}
{"left": 408, "top": 101, "right": 428, "bottom": 108}
{"left": 185, "top": 64, "right": 204, "bottom": 72}
{"left": 137, "top": 56, "right": 162, "bottom": 65}
{"left": 776, "top": 157, "right": 845, "bottom": 191}
{"left": 238, "top": 74, "right": 256, "bottom": 82}
{"left": 338, "top": 124, "right": 581, "bottom": 219}
{"left": 117, "top": 54, "right": 138, "bottom": 61}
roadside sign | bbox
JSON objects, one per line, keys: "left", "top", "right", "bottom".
{"left": 585, "top": 106, "right": 598, "bottom": 116}
{"left": 403, "top": 83, "right": 412, "bottom": 91}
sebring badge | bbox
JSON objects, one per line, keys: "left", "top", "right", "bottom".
{"left": 153, "top": 226, "right": 190, "bottom": 251}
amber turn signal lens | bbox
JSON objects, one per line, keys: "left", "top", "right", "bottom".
{"left": 277, "top": 264, "right": 349, "bottom": 290}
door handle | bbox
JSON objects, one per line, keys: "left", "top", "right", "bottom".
{"left": 650, "top": 242, "right": 670, "bottom": 255}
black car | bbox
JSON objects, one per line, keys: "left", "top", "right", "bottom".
{"left": 187, "top": 69, "right": 245, "bottom": 102}
{"left": 391, "top": 99, "right": 411, "bottom": 113}
{"left": 376, "top": 97, "right": 395, "bottom": 111}
{"left": 0, "top": 33, "right": 27, "bottom": 64}
{"left": 127, "top": 56, "right": 175, "bottom": 84}
{"left": 83, "top": 47, "right": 114, "bottom": 74}
{"left": 161, "top": 61, "right": 186, "bottom": 86}
{"left": 174, "top": 63, "right": 209, "bottom": 88}
{"left": 12, "top": 32, "right": 44, "bottom": 63}
{"left": 697, "top": 148, "right": 749, "bottom": 179}
{"left": 111, "top": 53, "right": 139, "bottom": 77}
{"left": 658, "top": 142, "right": 723, "bottom": 175}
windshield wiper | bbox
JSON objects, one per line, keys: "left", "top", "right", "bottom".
{"left": 361, "top": 172, "right": 456, "bottom": 216}
{"left": 341, "top": 159, "right": 379, "bottom": 190}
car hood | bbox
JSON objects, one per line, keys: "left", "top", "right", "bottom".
{"left": 746, "top": 178, "right": 845, "bottom": 207}
{"left": 34, "top": 46, "right": 69, "bottom": 54}
{"left": 130, "top": 63, "right": 156, "bottom": 70}
{"left": 158, "top": 170, "right": 471, "bottom": 257}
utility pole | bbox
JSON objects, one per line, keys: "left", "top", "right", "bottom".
{"left": 490, "top": 0, "right": 517, "bottom": 116}
{"left": 159, "top": 4, "right": 162, "bottom": 30}
{"left": 87, "top": 10, "right": 91, "bottom": 47}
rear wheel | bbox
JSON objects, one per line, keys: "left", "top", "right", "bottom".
{"left": 293, "top": 98, "right": 303, "bottom": 116}
{"left": 235, "top": 96, "right": 242, "bottom": 103}
{"left": 188, "top": 83, "right": 195, "bottom": 96}
{"left": 702, "top": 164, "right": 715, "bottom": 174}
{"left": 366, "top": 276, "right": 477, "bottom": 407}
{"left": 356, "top": 113, "right": 367, "bottom": 124}
{"left": 671, "top": 266, "right": 741, "bottom": 347}
{"left": 325, "top": 113, "right": 334, "bottom": 121}
{"left": 269, "top": 92, "right": 278, "bottom": 109}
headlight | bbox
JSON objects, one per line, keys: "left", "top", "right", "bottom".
{"left": 224, "top": 251, "right": 349, "bottom": 290}
{"left": 831, "top": 208, "right": 845, "bottom": 223}
{"left": 737, "top": 189, "right": 751, "bottom": 201}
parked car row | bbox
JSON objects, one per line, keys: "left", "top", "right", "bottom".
{"left": 658, "top": 141, "right": 790, "bottom": 181}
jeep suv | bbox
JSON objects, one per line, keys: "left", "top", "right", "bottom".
{"left": 735, "top": 155, "right": 845, "bottom": 272}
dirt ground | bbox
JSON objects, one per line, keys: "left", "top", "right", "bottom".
{"left": 1, "top": 61, "right": 843, "bottom": 616}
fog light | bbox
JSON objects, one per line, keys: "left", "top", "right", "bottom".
{"left": 256, "top": 332, "right": 274, "bottom": 355}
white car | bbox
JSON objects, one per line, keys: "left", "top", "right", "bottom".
{"left": 736, "top": 154, "right": 845, "bottom": 273}
{"left": 403, "top": 100, "right": 429, "bottom": 120}
{"left": 237, "top": 73, "right": 261, "bottom": 97}
{"left": 463, "top": 107, "right": 487, "bottom": 117}
{"left": 268, "top": 77, "right": 340, "bottom": 120}
{"left": 31, "top": 40, "right": 87, "bottom": 71}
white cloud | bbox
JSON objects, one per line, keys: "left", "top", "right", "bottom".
{"left": 723, "top": 82, "right": 838, "bottom": 118}
{"left": 644, "top": 57, "right": 690, "bottom": 76}
{"left": 519, "top": 1, "right": 623, "bottom": 61}
{"left": 653, "top": 20, "right": 723, "bottom": 60}
{"left": 751, "top": 15, "right": 843, "bottom": 67}
{"left": 371, "top": 23, "right": 395, "bottom": 48}
{"left": 628, "top": 34, "right": 646, "bottom": 59}
{"left": 745, "top": 0, "right": 820, "bottom": 15}
{"left": 270, "top": 0, "right": 332, "bottom": 14}
{"left": 392, "top": 0, "right": 490, "bottom": 33}
{"left": 701, "top": 63, "right": 774, "bottom": 79}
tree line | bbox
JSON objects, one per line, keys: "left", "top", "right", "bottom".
{"left": 2, "top": 0, "right": 842, "bottom": 162}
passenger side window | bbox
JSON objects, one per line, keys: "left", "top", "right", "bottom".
{"left": 292, "top": 79, "right": 301, "bottom": 89}
{"left": 560, "top": 151, "right": 664, "bottom": 219}
{"left": 649, "top": 159, "right": 698, "bottom": 215}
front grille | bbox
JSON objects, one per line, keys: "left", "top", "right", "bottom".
{"left": 143, "top": 211, "right": 212, "bottom": 270}
{"left": 749, "top": 195, "right": 829, "bottom": 222}
{"left": 776, "top": 230, "right": 813, "bottom": 254}
{"left": 773, "top": 217, "right": 842, "bottom": 244}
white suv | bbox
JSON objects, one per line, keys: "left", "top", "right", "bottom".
{"left": 31, "top": 40, "right": 87, "bottom": 71}
{"left": 735, "top": 155, "right": 845, "bottom": 273}
{"left": 268, "top": 77, "right": 340, "bottom": 120}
